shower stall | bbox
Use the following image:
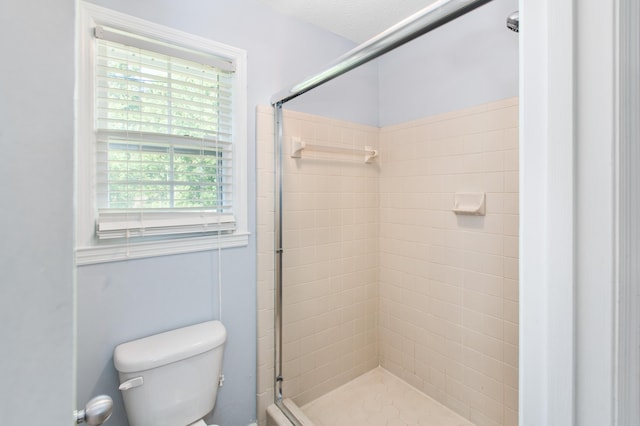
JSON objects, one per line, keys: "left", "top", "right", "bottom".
{"left": 257, "top": 0, "right": 519, "bottom": 425}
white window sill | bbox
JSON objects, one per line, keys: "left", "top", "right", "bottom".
{"left": 75, "top": 232, "right": 249, "bottom": 265}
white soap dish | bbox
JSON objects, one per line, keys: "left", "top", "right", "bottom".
{"left": 452, "top": 192, "right": 486, "bottom": 216}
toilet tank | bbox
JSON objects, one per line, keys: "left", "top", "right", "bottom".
{"left": 113, "top": 321, "right": 226, "bottom": 426}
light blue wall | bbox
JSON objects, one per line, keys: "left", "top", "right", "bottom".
{"left": 0, "top": 0, "right": 516, "bottom": 424}
{"left": 285, "top": 62, "right": 380, "bottom": 126}
{"left": 377, "top": 0, "right": 519, "bottom": 127}
{"left": 76, "top": 1, "right": 376, "bottom": 426}
{"left": 0, "top": 0, "right": 76, "bottom": 424}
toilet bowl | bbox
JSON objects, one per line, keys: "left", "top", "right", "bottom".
{"left": 188, "top": 421, "right": 219, "bottom": 426}
{"left": 113, "top": 321, "right": 226, "bottom": 426}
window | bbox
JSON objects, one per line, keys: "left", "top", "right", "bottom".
{"left": 77, "top": 4, "right": 248, "bottom": 264}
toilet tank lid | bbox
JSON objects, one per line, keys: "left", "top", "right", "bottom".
{"left": 113, "top": 320, "right": 226, "bottom": 373}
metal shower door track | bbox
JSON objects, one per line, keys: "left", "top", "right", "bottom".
{"left": 271, "top": 0, "right": 493, "bottom": 106}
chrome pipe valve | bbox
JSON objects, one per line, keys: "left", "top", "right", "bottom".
{"left": 75, "top": 395, "right": 113, "bottom": 426}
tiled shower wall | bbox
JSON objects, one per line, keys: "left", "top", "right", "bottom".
{"left": 256, "top": 105, "right": 276, "bottom": 426}
{"left": 256, "top": 106, "right": 380, "bottom": 425}
{"left": 378, "top": 98, "right": 519, "bottom": 426}
{"left": 257, "top": 98, "right": 519, "bottom": 426}
{"left": 278, "top": 108, "right": 380, "bottom": 406}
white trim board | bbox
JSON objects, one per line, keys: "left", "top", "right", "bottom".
{"left": 520, "top": 0, "right": 576, "bottom": 423}
{"left": 520, "top": 0, "right": 635, "bottom": 424}
{"left": 75, "top": 232, "right": 250, "bottom": 266}
{"left": 615, "top": 0, "right": 640, "bottom": 424}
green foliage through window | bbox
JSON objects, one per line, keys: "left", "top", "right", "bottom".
{"left": 95, "top": 37, "right": 234, "bottom": 213}
{"left": 107, "top": 142, "right": 222, "bottom": 209}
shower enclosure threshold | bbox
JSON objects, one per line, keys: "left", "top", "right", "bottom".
{"left": 270, "top": 367, "right": 475, "bottom": 426}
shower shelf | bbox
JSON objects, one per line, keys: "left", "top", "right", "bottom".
{"left": 452, "top": 192, "right": 486, "bottom": 216}
{"left": 290, "top": 137, "right": 378, "bottom": 163}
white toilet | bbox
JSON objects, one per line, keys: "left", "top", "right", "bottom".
{"left": 113, "top": 320, "right": 226, "bottom": 426}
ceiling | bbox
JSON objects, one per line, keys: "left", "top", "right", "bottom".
{"left": 258, "top": 0, "right": 439, "bottom": 43}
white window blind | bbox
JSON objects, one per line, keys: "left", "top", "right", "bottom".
{"left": 94, "top": 27, "right": 236, "bottom": 239}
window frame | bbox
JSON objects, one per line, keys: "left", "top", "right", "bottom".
{"left": 76, "top": 2, "right": 248, "bottom": 265}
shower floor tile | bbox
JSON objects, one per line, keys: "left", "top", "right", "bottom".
{"left": 300, "top": 367, "right": 474, "bottom": 426}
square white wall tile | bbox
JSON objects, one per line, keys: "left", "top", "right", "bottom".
{"left": 257, "top": 98, "right": 519, "bottom": 426}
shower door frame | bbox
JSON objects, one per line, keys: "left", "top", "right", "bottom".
{"left": 270, "top": 0, "right": 495, "bottom": 424}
